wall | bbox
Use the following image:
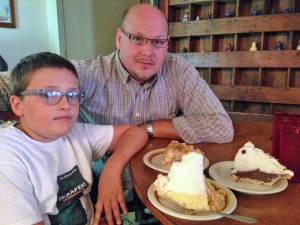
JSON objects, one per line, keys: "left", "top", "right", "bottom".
{"left": 0, "top": 0, "right": 59, "bottom": 70}
{"left": 0, "top": 0, "right": 140, "bottom": 69}
{"left": 62, "top": 0, "right": 139, "bottom": 60}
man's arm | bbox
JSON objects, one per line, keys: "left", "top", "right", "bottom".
{"left": 139, "top": 55, "right": 234, "bottom": 144}
{"left": 93, "top": 125, "right": 148, "bottom": 225}
{"left": 139, "top": 119, "right": 181, "bottom": 140}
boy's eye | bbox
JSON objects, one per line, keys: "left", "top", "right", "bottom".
{"left": 67, "top": 92, "right": 79, "bottom": 99}
{"left": 43, "top": 90, "right": 58, "bottom": 98}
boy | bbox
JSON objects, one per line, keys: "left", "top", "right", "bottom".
{"left": 0, "top": 52, "right": 148, "bottom": 225}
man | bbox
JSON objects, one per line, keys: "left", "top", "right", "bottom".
{"left": 71, "top": 3, "right": 234, "bottom": 207}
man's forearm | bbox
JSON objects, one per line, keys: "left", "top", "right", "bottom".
{"left": 140, "top": 119, "right": 182, "bottom": 140}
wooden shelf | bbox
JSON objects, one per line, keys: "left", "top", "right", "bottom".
{"left": 175, "top": 51, "right": 300, "bottom": 68}
{"left": 159, "top": 0, "right": 300, "bottom": 121}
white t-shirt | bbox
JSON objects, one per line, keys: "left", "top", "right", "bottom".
{"left": 0, "top": 122, "right": 113, "bottom": 225}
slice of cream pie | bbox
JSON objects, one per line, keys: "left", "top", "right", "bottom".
{"left": 154, "top": 152, "right": 225, "bottom": 211}
{"left": 160, "top": 140, "right": 204, "bottom": 168}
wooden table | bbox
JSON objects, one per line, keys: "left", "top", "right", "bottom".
{"left": 130, "top": 121, "right": 300, "bottom": 225}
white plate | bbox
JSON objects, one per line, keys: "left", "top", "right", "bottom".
{"left": 209, "top": 161, "right": 288, "bottom": 195}
{"left": 148, "top": 179, "right": 237, "bottom": 221}
{"left": 143, "top": 148, "right": 209, "bottom": 174}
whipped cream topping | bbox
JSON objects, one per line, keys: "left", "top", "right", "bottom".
{"left": 154, "top": 152, "right": 206, "bottom": 195}
{"left": 232, "top": 142, "right": 294, "bottom": 177}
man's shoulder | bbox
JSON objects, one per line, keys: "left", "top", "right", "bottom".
{"left": 0, "top": 72, "right": 11, "bottom": 111}
{"left": 165, "top": 52, "right": 192, "bottom": 67}
{"left": 70, "top": 52, "right": 117, "bottom": 69}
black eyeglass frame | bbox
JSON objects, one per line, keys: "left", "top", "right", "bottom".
{"left": 19, "top": 89, "right": 85, "bottom": 106}
{"left": 121, "top": 29, "right": 169, "bottom": 48}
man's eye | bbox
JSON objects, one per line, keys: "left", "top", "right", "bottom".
{"left": 153, "top": 39, "right": 164, "bottom": 45}
{"left": 131, "top": 35, "right": 143, "bottom": 42}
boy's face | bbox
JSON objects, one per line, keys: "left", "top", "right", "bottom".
{"left": 10, "top": 67, "right": 80, "bottom": 142}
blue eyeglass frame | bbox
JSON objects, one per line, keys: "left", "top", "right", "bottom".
{"left": 19, "top": 89, "right": 85, "bottom": 106}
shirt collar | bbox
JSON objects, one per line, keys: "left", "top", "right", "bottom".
{"left": 115, "top": 50, "right": 130, "bottom": 83}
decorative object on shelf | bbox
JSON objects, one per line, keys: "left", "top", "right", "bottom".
{"left": 275, "top": 41, "right": 283, "bottom": 50}
{"left": 271, "top": 8, "right": 276, "bottom": 14}
{"left": 181, "top": 47, "right": 188, "bottom": 53}
{"left": 296, "top": 40, "right": 300, "bottom": 50}
{"left": 283, "top": 8, "right": 290, "bottom": 14}
{"left": 182, "top": 12, "right": 189, "bottom": 22}
{"left": 251, "top": 9, "right": 258, "bottom": 16}
{"left": 206, "top": 12, "right": 212, "bottom": 19}
{"left": 225, "top": 10, "right": 231, "bottom": 17}
{"left": 195, "top": 16, "right": 200, "bottom": 21}
{"left": 225, "top": 43, "right": 233, "bottom": 52}
{"left": 250, "top": 42, "right": 258, "bottom": 51}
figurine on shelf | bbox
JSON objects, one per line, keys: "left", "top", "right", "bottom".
{"left": 181, "top": 47, "right": 188, "bottom": 53}
{"left": 271, "top": 8, "right": 276, "bottom": 14}
{"left": 225, "top": 10, "right": 231, "bottom": 17}
{"left": 195, "top": 16, "right": 200, "bottom": 21}
{"left": 183, "top": 12, "right": 189, "bottom": 22}
{"left": 225, "top": 43, "right": 233, "bottom": 52}
{"left": 251, "top": 9, "right": 258, "bottom": 16}
{"left": 296, "top": 40, "right": 300, "bottom": 50}
{"left": 283, "top": 8, "right": 290, "bottom": 14}
{"left": 275, "top": 41, "right": 283, "bottom": 50}
{"left": 206, "top": 12, "right": 212, "bottom": 19}
{"left": 250, "top": 42, "right": 258, "bottom": 51}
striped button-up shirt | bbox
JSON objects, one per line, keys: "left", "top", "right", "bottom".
{"left": 71, "top": 51, "right": 233, "bottom": 201}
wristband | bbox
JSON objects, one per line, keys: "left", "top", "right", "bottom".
{"left": 146, "top": 120, "right": 154, "bottom": 138}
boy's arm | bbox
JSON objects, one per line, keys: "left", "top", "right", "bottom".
{"left": 93, "top": 125, "right": 148, "bottom": 225}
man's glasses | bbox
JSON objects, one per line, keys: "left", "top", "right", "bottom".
{"left": 121, "top": 29, "right": 169, "bottom": 48}
{"left": 20, "top": 90, "right": 85, "bottom": 106}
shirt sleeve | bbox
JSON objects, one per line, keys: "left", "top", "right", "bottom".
{"left": 0, "top": 72, "right": 11, "bottom": 111}
{"left": 72, "top": 123, "right": 114, "bottom": 160}
{"left": 170, "top": 57, "right": 234, "bottom": 144}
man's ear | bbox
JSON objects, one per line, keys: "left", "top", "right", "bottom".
{"left": 116, "top": 28, "right": 123, "bottom": 49}
{"left": 10, "top": 95, "right": 24, "bottom": 117}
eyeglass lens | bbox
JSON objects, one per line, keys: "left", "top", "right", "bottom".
{"left": 41, "top": 90, "right": 82, "bottom": 106}
{"left": 122, "top": 30, "right": 168, "bottom": 48}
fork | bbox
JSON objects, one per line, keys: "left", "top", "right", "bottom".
{"left": 158, "top": 196, "right": 257, "bottom": 224}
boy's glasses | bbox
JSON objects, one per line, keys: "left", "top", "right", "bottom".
{"left": 20, "top": 90, "right": 85, "bottom": 106}
{"left": 121, "top": 29, "right": 169, "bottom": 48}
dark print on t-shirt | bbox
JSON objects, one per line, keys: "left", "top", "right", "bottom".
{"left": 48, "top": 165, "right": 89, "bottom": 225}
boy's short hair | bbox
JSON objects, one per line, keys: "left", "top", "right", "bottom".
{"left": 10, "top": 52, "right": 78, "bottom": 95}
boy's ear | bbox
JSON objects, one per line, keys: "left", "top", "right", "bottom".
{"left": 10, "top": 95, "right": 24, "bottom": 116}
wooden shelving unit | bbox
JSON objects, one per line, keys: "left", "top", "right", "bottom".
{"left": 159, "top": 0, "right": 300, "bottom": 121}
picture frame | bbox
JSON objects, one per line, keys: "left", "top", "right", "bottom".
{"left": 0, "top": 0, "right": 15, "bottom": 28}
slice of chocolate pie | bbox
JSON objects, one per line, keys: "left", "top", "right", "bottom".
{"left": 230, "top": 142, "right": 294, "bottom": 186}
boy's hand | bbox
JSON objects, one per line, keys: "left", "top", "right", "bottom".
{"left": 93, "top": 165, "right": 127, "bottom": 225}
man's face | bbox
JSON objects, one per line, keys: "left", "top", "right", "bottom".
{"left": 116, "top": 8, "right": 169, "bottom": 83}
